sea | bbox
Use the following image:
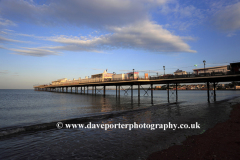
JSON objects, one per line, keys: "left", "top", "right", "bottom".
{"left": 0, "top": 89, "right": 240, "bottom": 160}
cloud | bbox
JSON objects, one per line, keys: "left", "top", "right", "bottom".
{"left": 0, "top": 70, "right": 9, "bottom": 74}
{"left": 212, "top": 2, "right": 240, "bottom": 31}
{"left": 158, "top": 1, "right": 205, "bottom": 30}
{"left": 91, "top": 68, "right": 104, "bottom": 71}
{"left": 0, "top": 45, "right": 6, "bottom": 49}
{"left": 47, "top": 21, "right": 196, "bottom": 53}
{"left": 0, "top": 35, "right": 36, "bottom": 45}
{"left": 227, "top": 33, "right": 237, "bottom": 37}
{"left": 0, "top": 18, "right": 16, "bottom": 26}
{"left": 0, "top": 31, "right": 8, "bottom": 35}
{"left": 0, "top": 35, "right": 23, "bottom": 43}
{"left": 160, "top": 3, "right": 201, "bottom": 18}
{"left": 0, "top": 0, "right": 197, "bottom": 56}
{"left": 9, "top": 47, "right": 60, "bottom": 57}
{"left": 0, "top": 0, "right": 154, "bottom": 28}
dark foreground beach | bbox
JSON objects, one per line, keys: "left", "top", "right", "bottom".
{"left": 148, "top": 103, "right": 240, "bottom": 160}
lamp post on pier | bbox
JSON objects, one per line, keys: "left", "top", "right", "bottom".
{"left": 163, "top": 66, "right": 165, "bottom": 75}
{"left": 203, "top": 60, "right": 206, "bottom": 76}
{"left": 133, "top": 69, "right": 134, "bottom": 80}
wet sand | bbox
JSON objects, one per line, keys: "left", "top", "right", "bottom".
{"left": 147, "top": 103, "right": 240, "bottom": 160}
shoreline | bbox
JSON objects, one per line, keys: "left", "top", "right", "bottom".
{"left": 147, "top": 103, "right": 240, "bottom": 160}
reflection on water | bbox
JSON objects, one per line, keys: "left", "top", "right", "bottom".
{"left": 0, "top": 89, "right": 240, "bottom": 159}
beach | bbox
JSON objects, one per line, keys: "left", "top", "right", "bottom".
{"left": 148, "top": 103, "right": 240, "bottom": 160}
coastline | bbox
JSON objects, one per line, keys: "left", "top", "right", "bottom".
{"left": 147, "top": 103, "right": 240, "bottom": 160}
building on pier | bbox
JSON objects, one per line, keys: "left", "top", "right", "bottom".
{"left": 126, "top": 72, "right": 139, "bottom": 80}
{"left": 174, "top": 69, "right": 187, "bottom": 75}
{"left": 193, "top": 65, "right": 229, "bottom": 76}
{"left": 91, "top": 70, "right": 113, "bottom": 81}
{"left": 230, "top": 62, "right": 240, "bottom": 74}
{"left": 52, "top": 78, "right": 67, "bottom": 85}
{"left": 112, "top": 74, "right": 127, "bottom": 80}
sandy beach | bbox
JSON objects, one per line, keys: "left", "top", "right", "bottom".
{"left": 147, "top": 103, "right": 240, "bottom": 160}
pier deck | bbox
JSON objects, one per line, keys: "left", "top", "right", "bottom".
{"left": 34, "top": 74, "right": 240, "bottom": 103}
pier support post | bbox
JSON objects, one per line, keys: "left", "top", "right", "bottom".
{"left": 167, "top": 84, "right": 169, "bottom": 103}
{"left": 116, "top": 85, "right": 118, "bottom": 97}
{"left": 118, "top": 86, "right": 120, "bottom": 97}
{"left": 66, "top": 87, "right": 68, "bottom": 93}
{"left": 176, "top": 83, "right": 178, "bottom": 102}
{"left": 138, "top": 84, "right": 140, "bottom": 104}
{"left": 71, "top": 87, "right": 72, "bottom": 93}
{"left": 92, "top": 86, "right": 94, "bottom": 95}
{"left": 87, "top": 86, "right": 88, "bottom": 94}
{"left": 76, "top": 87, "right": 78, "bottom": 93}
{"left": 103, "top": 86, "right": 106, "bottom": 96}
{"left": 207, "top": 82, "right": 210, "bottom": 103}
{"left": 95, "top": 86, "right": 96, "bottom": 95}
{"left": 62, "top": 87, "right": 63, "bottom": 92}
{"left": 131, "top": 85, "right": 133, "bottom": 103}
{"left": 213, "top": 82, "right": 216, "bottom": 101}
{"left": 151, "top": 84, "right": 153, "bottom": 104}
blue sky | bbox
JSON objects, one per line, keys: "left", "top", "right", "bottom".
{"left": 0, "top": 0, "right": 240, "bottom": 89}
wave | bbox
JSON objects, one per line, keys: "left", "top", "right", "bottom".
{"left": 0, "top": 102, "right": 193, "bottom": 139}
{"left": 0, "top": 103, "right": 170, "bottom": 138}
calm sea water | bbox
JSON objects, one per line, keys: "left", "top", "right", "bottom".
{"left": 0, "top": 89, "right": 240, "bottom": 159}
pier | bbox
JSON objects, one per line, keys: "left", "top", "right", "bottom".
{"left": 34, "top": 74, "right": 240, "bottom": 103}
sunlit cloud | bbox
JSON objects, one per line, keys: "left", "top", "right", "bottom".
{"left": 47, "top": 21, "right": 196, "bottom": 53}
{"left": 0, "top": 0, "right": 198, "bottom": 57}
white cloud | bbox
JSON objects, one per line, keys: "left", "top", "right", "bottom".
{"left": 159, "top": 1, "right": 203, "bottom": 18}
{"left": 0, "top": 36, "right": 23, "bottom": 43}
{"left": 0, "top": 18, "right": 16, "bottom": 26}
{"left": 0, "top": 31, "right": 8, "bottom": 35}
{"left": 47, "top": 21, "right": 196, "bottom": 53}
{"left": 212, "top": 2, "right": 240, "bottom": 31}
{"left": 0, "top": 0, "right": 197, "bottom": 56}
{"left": 158, "top": 1, "right": 206, "bottom": 30}
{"left": 9, "top": 47, "right": 60, "bottom": 57}
{"left": 227, "top": 33, "right": 237, "bottom": 37}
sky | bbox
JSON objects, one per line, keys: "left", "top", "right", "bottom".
{"left": 1, "top": 0, "right": 240, "bottom": 89}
